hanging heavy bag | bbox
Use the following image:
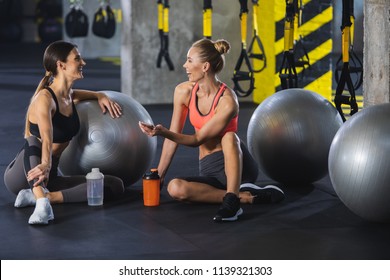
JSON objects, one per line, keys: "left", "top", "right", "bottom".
{"left": 92, "top": 5, "right": 116, "bottom": 39}
{"left": 65, "top": 7, "right": 89, "bottom": 37}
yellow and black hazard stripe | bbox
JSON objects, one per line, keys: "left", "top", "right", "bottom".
{"left": 274, "top": 0, "right": 333, "bottom": 100}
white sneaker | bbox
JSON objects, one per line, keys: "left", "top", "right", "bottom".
{"left": 28, "top": 198, "right": 54, "bottom": 225}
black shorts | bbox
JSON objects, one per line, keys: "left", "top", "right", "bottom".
{"left": 177, "top": 141, "right": 259, "bottom": 190}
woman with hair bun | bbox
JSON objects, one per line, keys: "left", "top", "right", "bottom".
{"left": 139, "top": 38, "right": 285, "bottom": 222}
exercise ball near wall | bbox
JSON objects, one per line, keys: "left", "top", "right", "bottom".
{"left": 328, "top": 103, "right": 390, "bottom": 223}
{"left": 247, "top": 88, "right": 343, "bottom": 186}
{"left": 59, "top": 91, "right": 157, "bottom": 186}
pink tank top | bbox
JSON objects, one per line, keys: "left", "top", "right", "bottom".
{"left": 188, "top": 82, "right": 238, "bottom": 135}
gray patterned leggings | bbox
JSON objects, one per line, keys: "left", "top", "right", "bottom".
{"left": 3, "top": 136, "right": 124, "bottom": 203}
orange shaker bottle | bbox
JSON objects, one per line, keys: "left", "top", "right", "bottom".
{"left": 142, "top": 168, "right": 160, "bottom": 206}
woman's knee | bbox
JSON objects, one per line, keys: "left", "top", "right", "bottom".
{"left": 167, "top": 178, "right": 190, "bottom": 201}
{"left": 4, "top": 152, "right": 28, "bottom": 195}
{"left": 221, "top": 132, "right": 242, "bottom": 160}
{"left": 221, "top": 132, "right": 240, "bottom": 149}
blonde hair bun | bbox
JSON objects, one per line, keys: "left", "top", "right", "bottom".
{"left": 214, "top": 39, "right": 231, "bottom": 55}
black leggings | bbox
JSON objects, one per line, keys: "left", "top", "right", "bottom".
{"left": 178, "top": 141, "right": 259, "bottom": 190}
{"left": 3, "top": 136, "right": 124, "bottom": 202}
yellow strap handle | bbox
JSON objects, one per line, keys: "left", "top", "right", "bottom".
{"left": 203, "top": 8, "right": 212, "bottom": 38}
{"left": 163, "top": 5, "right": 169, "bottom": 33}
{"left": 342, "top": 25, "right": 350, "bottom": 63}
{"left": 350, "top": 15, "right": 355, "bottom": 47}
{"left": 283, "top": 0, "right": 295, "bottom": 52}
{"left": 284, "top": 20, "right": 294, "bottom": 52}
{"left": 295, "top": 0, "right": 303, "bottom": 42}
{"left": 252, "top": 4, "right": 258, "bottom": 33}
{"left": 241, "top": 12, "right": 248, "bottom": 48}
{"left": 157, "top": 2, "right": 163, "bottom": 31}
{"left": 293, "top": 11, "right": 299, "bottom": 42}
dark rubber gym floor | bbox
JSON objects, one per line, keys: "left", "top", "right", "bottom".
{"left": 1, "top": 43, "right": 390, "bottom": 260}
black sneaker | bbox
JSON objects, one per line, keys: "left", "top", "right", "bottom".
{"left": 213, "top": 193, "right": 243, "bottom": 222}
{"left": 240, "top": 183, "right": 285, "bottom": 204}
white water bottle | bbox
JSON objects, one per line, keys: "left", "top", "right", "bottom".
{"left": 86, "top": 168, "right": 104, "bottom": 206}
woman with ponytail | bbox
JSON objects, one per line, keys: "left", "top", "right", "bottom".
{"left": 4, "top": 41, "right": 124, "bottom": 225}
{"left": 139, "top": 38, "right": 285, "bottom": 222}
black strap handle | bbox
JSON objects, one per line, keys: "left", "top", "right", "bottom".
{"left": 232, "top": 48, "right": 255, "bottom": 97}
{"left": 334, "top": 63, "right": 358, "bottom": 122}
{"left": 279, "top": 51, "right": 298, "bottom": 89}
{"left": 232, "top": 0, "right": 255, "bottom": 97}
{"left": 334, "top": 52, "right": 363, "bottom": 91}
{"left": 247, "top": 0, "right": 267, "bottom": 73}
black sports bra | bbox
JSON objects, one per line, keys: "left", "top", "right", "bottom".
{"left": 29, "top": 87, "right": 80, "bottom": 143}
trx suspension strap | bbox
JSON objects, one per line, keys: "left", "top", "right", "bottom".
{"left": 334, "top": 0, "right": 358, "bottom": 122}
{"left": 156, "top": 0, "right": 174, "bottom": 71}
{"left": 232, "top": 0, "right": 255, "bottom": 97}
{"left": 203, "top": 0, "right": 212, "bottom": 39}
{"left": 247, "top": 0, "right": 266, "bottom": 73}
{"left": 279, "top": 0, "right": 298, "bottom": 89}
{"left": 335, "top": 0, "right": 362, "bottom": 91}
{"left": 293, "top": 0, "right": 310, "bottom": 73}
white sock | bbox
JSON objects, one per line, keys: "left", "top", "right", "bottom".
{"left": 14, "top": 187, "right": 49, "bottom": 208}
{"left": 28, "top": 198, "right": 54, "bottom": 225}
{"left": 14, "top": 189, "right": 36, "bottom": 208}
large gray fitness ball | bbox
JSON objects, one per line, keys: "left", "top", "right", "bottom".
{"left": 329, "top": 103, "right": 390, "bottom": 223}
{"left": 247, "top": 88, "right": 343, "bottom": 186}
{"left": 59, "top": 90, "right": 157, "bottom": 186}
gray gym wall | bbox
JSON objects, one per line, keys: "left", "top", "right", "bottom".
{"left": 120, "top": 0, "right": 247, "bottom": 104}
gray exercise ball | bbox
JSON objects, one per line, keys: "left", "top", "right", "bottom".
{"left": 247, "top": 88, "right": 343, "bottom": 186}
{"left": 329, "top": 103, "right": 390, "bottom": 223}
{"left": 59, "top": 90, "right": 157, "bottom": 186}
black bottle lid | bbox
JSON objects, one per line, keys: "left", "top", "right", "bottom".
{"left": 143, "top": 168, "right": 160, "bottom": 180}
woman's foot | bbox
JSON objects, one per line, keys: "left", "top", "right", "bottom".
{"left": 14, "top": 187, "right": 49, "bottom": 208}
{"left": 240, "top": 183, "right": 285, "bottom": 204}
{"left": 28, "top": 198, "right": 54, "bottom": 225}
{"left": 14, "top": 189, "right": 36, "bottom": 208}
{"left": 213, "top": 193, "right": 243, "bottom": 222}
